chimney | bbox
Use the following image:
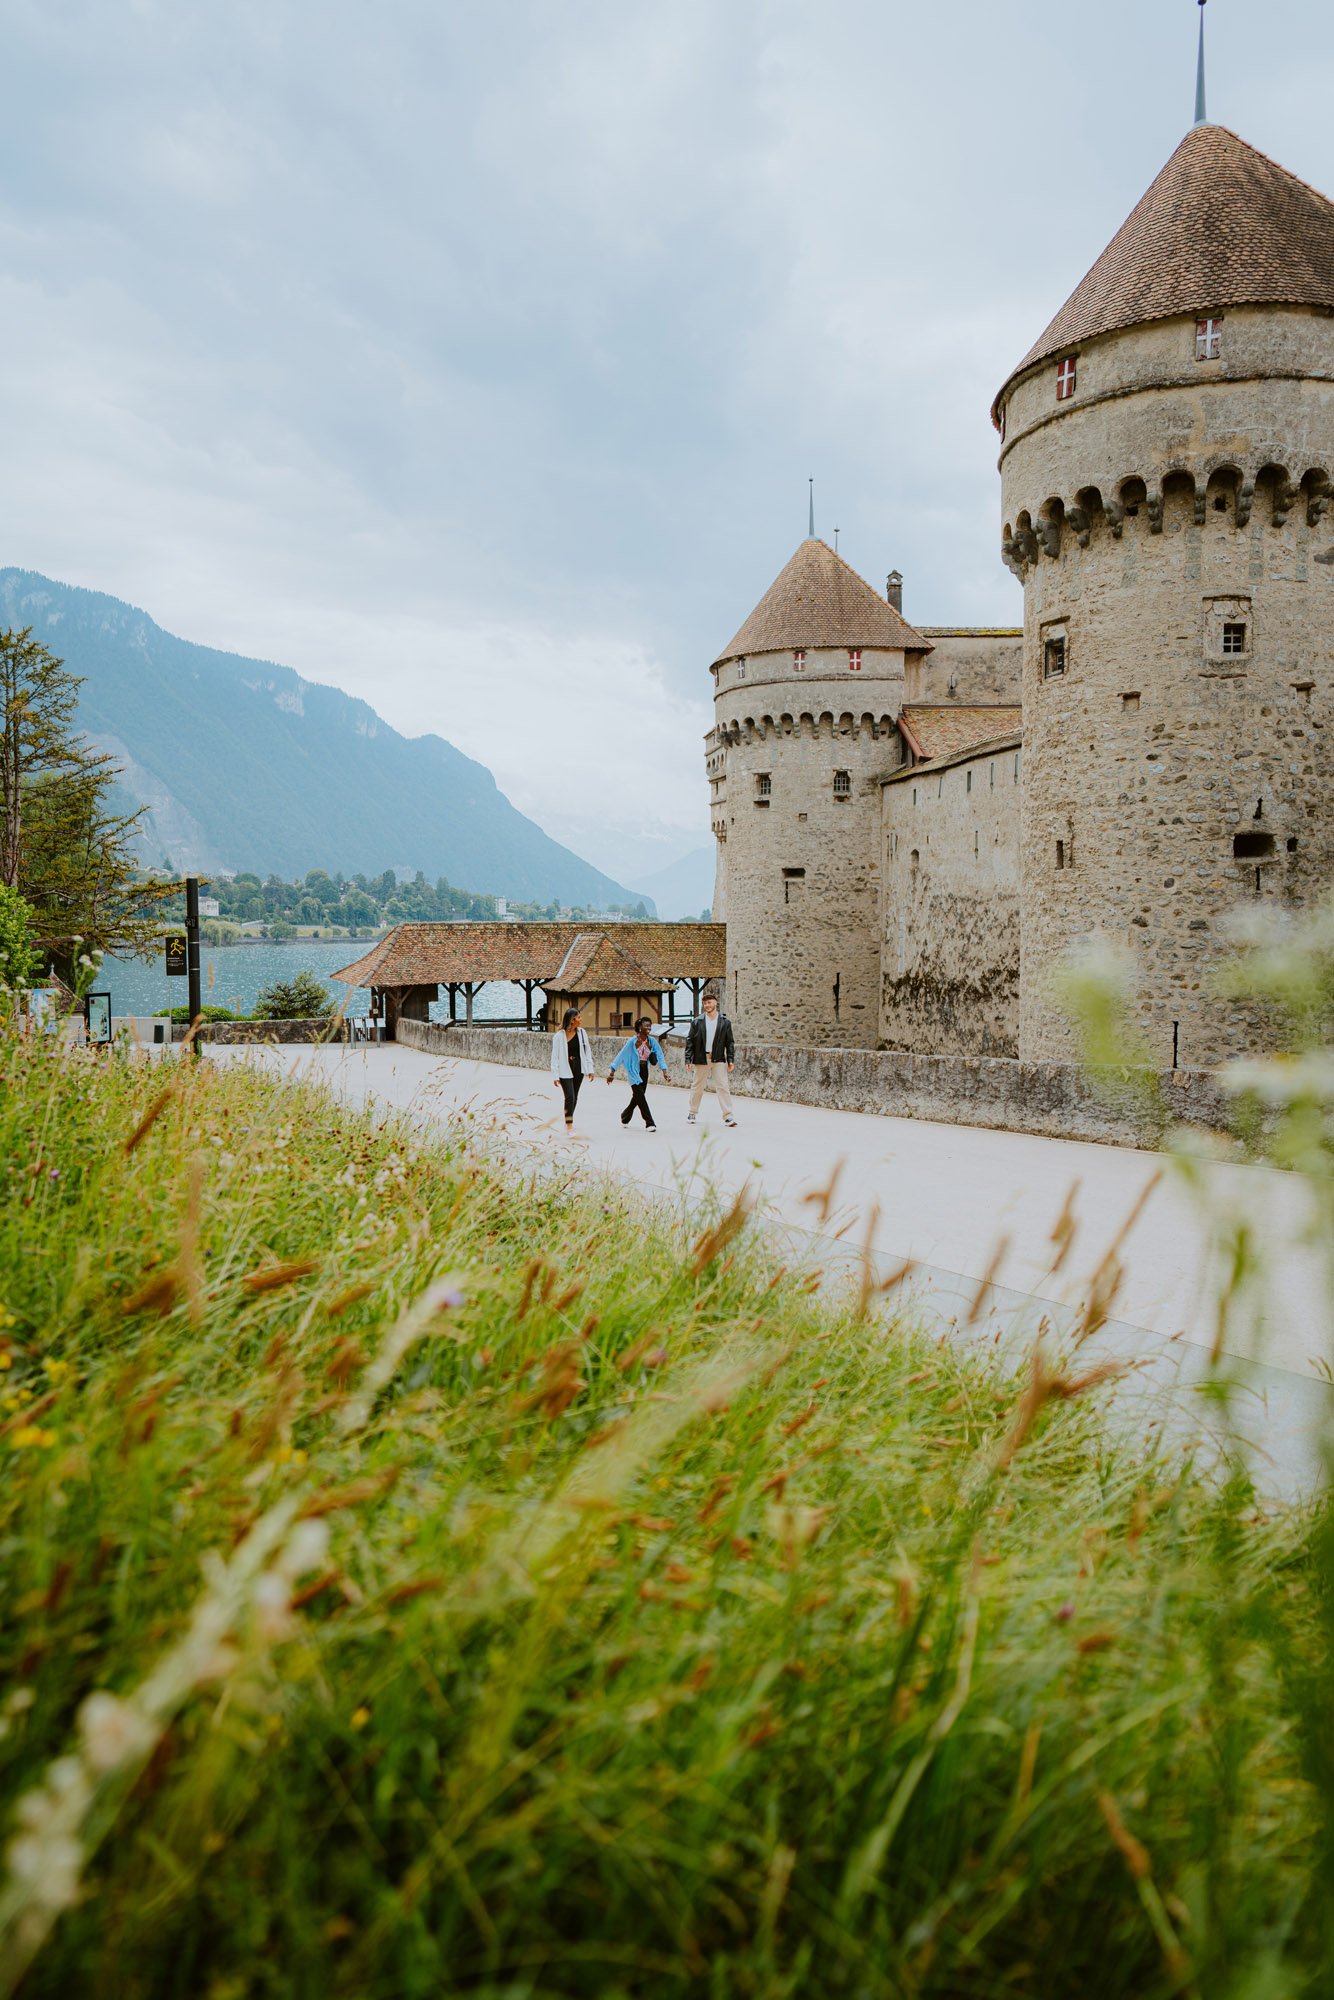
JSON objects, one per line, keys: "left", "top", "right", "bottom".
{"left": 886, "top": 569, "right": 903, "bottom": 613}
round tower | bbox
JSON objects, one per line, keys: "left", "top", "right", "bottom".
{"left": 707, "top": 538, "right": 930, "bottom": 1046}
{"left": 994, "top": 122, "right": 1334, "bottom": 1067}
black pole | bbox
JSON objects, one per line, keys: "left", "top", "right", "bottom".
{"left": 185, "top": 876, "right": 202, "bottom": 1058}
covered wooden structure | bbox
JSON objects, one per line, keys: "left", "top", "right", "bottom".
{"left": 334, "top": 921, "right": 726, "bottom": 1039}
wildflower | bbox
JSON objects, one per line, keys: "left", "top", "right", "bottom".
{"left": 11, "top": 1426, "right": 56, "bottom": 1450}
{"left": 0, "top": 1350, "right": 12, "bottom": 1371}
{"left": 78, "top": 1693, "right": 154, "bottom": 1774}
{"left": 350, "top": 1706, "right": 371, "bottom": 1730}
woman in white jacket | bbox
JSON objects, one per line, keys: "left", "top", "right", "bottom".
{"left": 550, "top": 1006, "right": 594, "bottom": 1132}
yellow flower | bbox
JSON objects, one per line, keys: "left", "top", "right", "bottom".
{"left": 11, "top": 1426, "right": 56, "bottom": 1450}
{"left": 0, "top": 1352, "right": 12, "bottom": 1371}
{"left": 350, "top": 1706, "right": 371, "bottom": 1731}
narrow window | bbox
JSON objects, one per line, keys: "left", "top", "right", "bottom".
{"left": 1121, "top": 691, "right": 1140, "bottom": 711}
{"left": 937, "top": 775, "right": 944, "bottom": 798}
{"left": 990, "top": 762, "right": 995, "bottom": 789}
{"left": 1233, "top": 831, "right": 1274, "bottom": 860}
{"left": 847, "top": 648, "right": 863, "bottom": 672}
{"left": 912, "top": 787, "right": 917, "bottom": 806}
{"left": 1222, "top": 622, "right": 1247, "bottom": 656}
{"left": 965, "top": 769, "right": 972, "bottom": 794}
{"left": 974, "top": 829, "right": 979, "bottom": 856}
{"left": 1055, "top": 356, "right": 1077, "bottom": 401}
{"left": 1043, "top": 636, "right": 1067, "bottom": 679}
{"left": 782, "top": 867, "right": 805, "bottom": 904}
{"left": 1013, "top": 754, "right": 1020, "bottom": 782}
{"left": 833, "top": 768, "right": 851, "bottom": 800}
{"left": 737, "top": 657, "right": 746, "bottom": 679}
{"left": 755, "top": 772, "right": 771, "bottom": 806}
{"left": 1055, "top": 839, "right": 1066, "bottom": 870}
{"left": 1195, "top": 316, "right": 1223, "bottom": 360}
{"left": 793, "top": 648, "right": 806, "bottom": 671}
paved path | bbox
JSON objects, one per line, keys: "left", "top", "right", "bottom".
{"left": 220, "top": 1043, "right": 1332, "bottom": 1494}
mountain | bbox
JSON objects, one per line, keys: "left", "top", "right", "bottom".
{"left": 633, "top": 845, "right": 716, "bottom": 921}
{"left": 0, "top": 571, "right": 649, "bottom": 910}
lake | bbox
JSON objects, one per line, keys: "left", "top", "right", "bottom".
{"left": 101, "top": 940, "right": 528, "bottom": 1024}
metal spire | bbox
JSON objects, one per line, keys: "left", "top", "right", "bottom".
{"left": 1194, "top": 0, "right": 1208, "bottom": 125}
{"left": 808, "top": 477, "right": 814, "bottom": 539}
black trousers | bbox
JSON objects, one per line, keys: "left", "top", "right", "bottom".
{"left": 560, "top": 1074, "right": 583, "bottom": 1123}
{"left": 621, "top": 1081, "right": 655, "bottom": 1128}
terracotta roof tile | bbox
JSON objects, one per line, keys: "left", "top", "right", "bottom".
{"left": 549, "top": 933, "right": 669, "bottom": 993}
{"left": 997, "top": 124, "right": 1334, "bottom": 406}
{"left": 713, "top": 539, "right": 930, "bottom": 665}
{"left": 897, "top": 705, "right": 1023, "bottom": 765}
{"left": 335, "top": 921, "right": 725, "bottom": 989}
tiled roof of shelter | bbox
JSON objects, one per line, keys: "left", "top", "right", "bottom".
{"left": 997, "top": 125, "right": 1334, "bottom": 406}
{"left": 896, "top": 705, "right": 1023, "bottom": 765}
{"left": 549, "top": 933, "right": 670, "bottom": 994}
{"left": 334, "top": 921, "right": 725, "bottom": 989}
{"left": 713, "top": 540, "right": 930, "bottom": 665}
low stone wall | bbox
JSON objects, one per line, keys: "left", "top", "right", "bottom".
{"left": 173, "top": 1017, "right": 351, "bottom": 1045}
{"left": 395, "top": 1018, "right": 1238, "bottom": 1150}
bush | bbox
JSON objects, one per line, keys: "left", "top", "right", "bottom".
{"left": 166, "top": 1005, "right": 236, "bottom": 1025}
{"left": 0, "top": 882, "right": 39, "bottom": 991}
{"left": 253, "top": 969, "right": 331, "bottom": 1020}
{"left": 0, "top": 1039, "right": 1327, "bottom": 1997}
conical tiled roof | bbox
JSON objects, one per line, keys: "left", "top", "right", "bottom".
{"left": 996, "top": 124, "right": 1334, "bottom": 408}
{"left": 713, "top": 539, "right": 929, "bottom": 666}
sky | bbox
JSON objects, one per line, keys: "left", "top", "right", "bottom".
{"left": 2, "top": 0, "right": 1331, "bottom": 883}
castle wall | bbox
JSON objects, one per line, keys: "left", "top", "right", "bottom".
{"left": 909, "top": 629, "right": 1023, "bottom": 705}
{"left": 999, "top": 308, "right": 1334, "bottom": 1066}
{"left": 710, "top": 647, "right": 906, "bottom": 1047}
{"left": 879, "top": 742, "right": 1022, "bottom": 1056}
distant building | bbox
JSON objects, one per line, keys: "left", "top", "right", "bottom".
{"left": 197, "top": 896, "right": 220, "bottom": 918}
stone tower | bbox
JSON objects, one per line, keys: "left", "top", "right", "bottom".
{"left": 707, "top": 538, "right": 930, "bottom": 1046}
{"left": 995, "top": 124, "right": 1334, "bottom": 1067}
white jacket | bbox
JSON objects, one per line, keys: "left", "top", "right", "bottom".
{"left": 550, "top": 1026, "right": 594, "bottom": 1080}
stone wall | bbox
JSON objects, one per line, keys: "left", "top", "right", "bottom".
{"left": 909, "top": 629, "right": 1023, "bottom": 705}
{"left": 880, "top": 741, "right": 1022, "bottom": 1056}
{"left": 395, "top": 1017, "right": 1238, "bottom": 1149}
{"left": 710, "top": 647, "right": 905, "bottom": 1050}
{"left": 999, "top": 306, "right": 1334, "bottom": 1068}
{"left": 174, "top": 1017, "right": 351, "bottom": 1044}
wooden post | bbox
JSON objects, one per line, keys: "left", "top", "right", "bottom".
{"left": 667, "top": 982, "right": 676, "bottom": 1027}
{"left": 465, "top": 983, "right": 474, "bottom": 1026}
{"left": 524, "top": 981, "right": 534, "bottom": 1031}
{"left": 448, "top": 983, "right": 457, "bottom": 1023}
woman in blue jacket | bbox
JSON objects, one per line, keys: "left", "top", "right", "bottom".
{"left": 606, "top": 1017, "right": 669, "bottom": 1131}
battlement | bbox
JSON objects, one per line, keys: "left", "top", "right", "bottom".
{"left": 1004, "top": 461, "right": 1333, "bottom": 578}
{"left": 714, "top": 708, "right": 899, "bottom": 746}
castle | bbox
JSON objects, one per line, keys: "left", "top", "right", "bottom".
{"left": 707, "top": 121, "right": 1334, "bottom": 1071}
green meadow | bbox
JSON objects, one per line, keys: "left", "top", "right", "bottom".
{"left": 0, "top": 1033, "right": 1329, "bottom": 1998}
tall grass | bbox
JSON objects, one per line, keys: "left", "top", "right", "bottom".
{"left": 0, "top": 1030, "right": 1327, "bottom": 1998}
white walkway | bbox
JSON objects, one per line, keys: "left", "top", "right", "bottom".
{"left": 220, "top": 1044, "right": 1332, "bottom": 1495}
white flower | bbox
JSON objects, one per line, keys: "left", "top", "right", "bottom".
{"left": 7, "top": 1832, "right": 83, "bottom": 1909}
{"left": 277, "top": 1519, "right": 330, "bottom": 1582}
{"left": 252, "top": 1572, "right": 294, "bottom": 1642}
{"left": 78, "top": 1692, "right": 154, "bottom": 1775}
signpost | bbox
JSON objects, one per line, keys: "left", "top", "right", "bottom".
{"left": 164, "top": 878, "right": 203, "bottom": 1058}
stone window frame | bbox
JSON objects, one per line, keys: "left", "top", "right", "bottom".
{"left": 848, "top": 648, "right": 863, "bottom": 672}
{"left": 1055, "top": 355, "right": 1077, "bottom": 402}
{"left": 1203, "top": 595, "right": 1253, "bottom": 664}
{"left": 754, "top": 771, "right": 771, "bottom": 806}
{"left": 1041, "top": 620, "right": 1069, "bottom": 681}
{"left": 793, "top": 648, "right": 807, "bottom": 671}
{"left": 833, "top": 768, "right": 852, "bottom": 801}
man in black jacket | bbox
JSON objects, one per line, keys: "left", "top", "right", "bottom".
{"left": 684, "top": 990, "right": 738, "bottom": 1127}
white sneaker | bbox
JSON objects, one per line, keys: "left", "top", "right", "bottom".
{"left": 686, "top": 1113, "right": 696, "bottom": 1124}
{"left": 725, "top": 1117, "right": 738, "bottom": 1128}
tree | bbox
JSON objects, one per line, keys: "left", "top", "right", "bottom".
{"left": 0, "top": 882, "right": 39, "bottom": 991}
{"left": 0, "top": 627, "right": 176, "bottom": 974}
{"left": 254, "top": 969, "right": 332, "bottom": 1020}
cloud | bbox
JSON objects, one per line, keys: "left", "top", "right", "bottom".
{"left": 0, "top": 0, "right": 1330, "bottom": 872}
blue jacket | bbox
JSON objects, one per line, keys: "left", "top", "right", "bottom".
{"left": 609, "top": 1034, "right": 668, "bottom": 1087}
